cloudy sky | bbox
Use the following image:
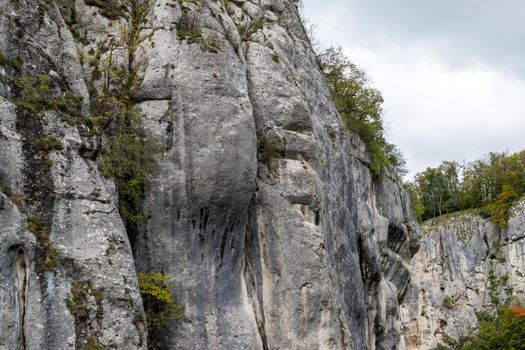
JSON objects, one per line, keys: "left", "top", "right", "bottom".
{"left": 301, "top": 0, "right": 525, "bottom": 179}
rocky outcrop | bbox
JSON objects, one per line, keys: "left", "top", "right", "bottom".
{"left": 0, "top": 0, "right": 419, "bottom": 349}
{"left": 401, "top": 198, "right": 525, "bottom": 349}
{"left": 0, "top": 1, "right": 145, "bottom": 349}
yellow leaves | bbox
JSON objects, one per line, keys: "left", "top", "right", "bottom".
{"left": 137, "top": 272, "right": 173, "bottom": 303}
{"left": 498, "top": 184, "right": 519, "bottom": 202}
{"left": 137, "top": 271, "right": 185, "bottom": 330}
{"left": 483, "top": 185, "right": 520, "bottom": 230}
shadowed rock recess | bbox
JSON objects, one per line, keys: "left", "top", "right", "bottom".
{"left": 0, "top": 0, "right": 420, "bottom": 349}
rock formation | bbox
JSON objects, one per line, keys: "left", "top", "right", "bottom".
{"left": 401, "top": 198, "right": 525, "bottom": 349}
{"left": 0, "top": 0, "right": 420, "bottom": 349}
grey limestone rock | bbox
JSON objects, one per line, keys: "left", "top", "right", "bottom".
{"left": 0, "top": 0, "right": 420, "bottom": 349}
{"left": 0, "top": 1, "right": 146, "bottom": 349}
{"left": 401, "top": 200, "right": 525, "bottom": 349}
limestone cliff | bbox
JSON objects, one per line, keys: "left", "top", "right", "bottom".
{"left": 401, "top": 198, "right": 525, "bottom": 349}
{"left": 0, "top": 0, "right": 419, "bottom": 349}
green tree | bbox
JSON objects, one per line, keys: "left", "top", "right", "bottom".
{"left": 410, "top": 150, "right": 525, "bottom": 226}
{"left": 97, "top": 104, "right": 157, "bottom": 224}
{"left": 89, "top": 0, "right": 159, "bottom": 226}
{"left": 414, "top": 162, "right": 460, "bottom": 220}
{"left": 405, "top": 182, "right": 424, "bottom": 223}
{"left": 482, "top": 184, "right": 520, "bottom": 230}
{"left": 319, "top": 46, "right": 405, "bottom": 178}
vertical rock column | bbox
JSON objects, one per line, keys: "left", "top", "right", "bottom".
{"left": 0, "top": 1, "right": 146, "bottom": 348}
{"left": 133, "top": 1, "right": 261, "bottom": 348}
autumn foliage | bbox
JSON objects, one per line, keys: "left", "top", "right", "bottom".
{"left": 511, "top": 306, "right": 525, "bottom": 318}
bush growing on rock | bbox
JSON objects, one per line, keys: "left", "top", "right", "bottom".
{"left": 97, "top": 105, "right": 157, "bottom": 224}
{"left": 14, "top": 74, "right": 82, "bottom": 118}
{"left": 318, "top": 46, "right": 406, "bottom": 178}
{"left": 436, "top": 307, "right": 525, "bottom": 350}
{"left": 137, "top": 271, "right": 185, "bottom": 349}
{"left": 0, "top": 51, "right": 23, "bottom": 72}
{"left": 436, "top": 270, "right": 524, "bottom": 349}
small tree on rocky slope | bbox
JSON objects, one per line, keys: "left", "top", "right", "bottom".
{"left": 318, "top": 46, "right": 406, "bottom": 178}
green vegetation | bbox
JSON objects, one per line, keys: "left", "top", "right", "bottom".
{"left": 177, "top": 27, "right": 203, "bottom": 44}
{"left": 36, "top": 136, "right": 64, "bottom": 152}
{"left": 258, "top": 138, "right": 284, "bottom": 160}
{"left": 436, "top": 272, "right": 524, "bottom": 350}
{"left": 319, "top": 47, "right": 406, "bottom": 178}
{"left": 66, "top": 282, "right": 105, "bottom": 348}
{"left": 443, "top": 295, "right": 455, "bottom": 310}
{"left": 239, "top": 17, "right": 265, "bottom": 41}
{"left": 437, "top": 308, "right": 525, "bottom": 350}
{"left": 35, "top": 136, "right": 63, "bottom": 168}
{"left": 177, "top": 0, "right": 199, "bottom": 12}
{"left": 82, "top": 6, "right": 186, "bottom": 340}
{"left": 137, "top": 272, "right": 185, "bottom": 331}
{"left": 86, "top": 336, "right": 104, "bottom": 350}
{"left": 85, "top": 0, "right": 126, "bottom": 20}
{"left": 27, "top": 215, "right": 58, "bottom": 270}
{"left": 175, "top": 8, "right": 221, "bottom": 53}
{"left": 176, "top": 7, "right": 202, "bottom": 45}
{"left": 405, "top": 182, "right": 424, "bottom": 223}
{"left": 409, "top": 150, "right": 525, "bottom": 228}
{"left": 14, "top": 74, "right": 82, "bottom": 119}
{"left": 326, "top": 127, "right": 337, "bottom": 140}
{"left": 14, "top": 74, "right": 51, "bottom": 112}
{"left": 97, "top": 105, "right": 157, "bottom": 224}
{"left": 271, "top": 53, "right": 280, "bottom": 63}
{"left": 483, "top": 184, "right": 520, "bottom": 230}
{"left": 3, "top": 0, "right": 160, "bottom": 273}
{"left": 0, "top": 180, "right": 25, "bottom": 211}
{"left": 66, "top": 282, "right": 89, "bottom": 320}
{"left": 0, "top": 52, "right": 23, "bottom": 72}
{"left": 85, "top": 0, "right": 158, "bottom": 225}
{"left": 37, "top": 2, "right": 49, "bottom": 16}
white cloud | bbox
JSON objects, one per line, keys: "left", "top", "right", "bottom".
{"left": 301, "top": 0, "right": 525, "bottom": 179}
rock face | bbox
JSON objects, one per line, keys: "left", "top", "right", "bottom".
{"left": 0, "top": 0, "right": 420, "bottom": 349}
{"left": 401, "top": 199, "right": 525, "bottom": 349}
{"left": 0, "top": 1, "right": 146, "bottom": 349}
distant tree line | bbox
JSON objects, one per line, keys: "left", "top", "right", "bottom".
{"left": 407, "top": 150, "right": 525, "bottom": 228}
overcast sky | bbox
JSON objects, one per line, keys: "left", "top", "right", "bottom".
{"left": 301, "top": 0, "right": 525, "bottom": 179}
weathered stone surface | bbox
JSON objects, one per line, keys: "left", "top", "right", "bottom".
{"left": 0, "top": 1, "right": 145, "bottom": 349}
{"left": 401, "top": 200, "right": 525, "bottom": 349}
{"left": 133, "top": 1, "right": 420, "bottom": 349}
{"left": 1, "top": 0, "right": 421, "bottom": 349}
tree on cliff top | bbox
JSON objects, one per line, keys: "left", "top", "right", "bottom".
{"left": 409, "top": 150, "right": 525, "bottom": 226}
{"left": 319, "top": 46, "right": 406, "bottom": 178}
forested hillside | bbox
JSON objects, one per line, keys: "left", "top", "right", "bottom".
{"left": 408, "top": 150, "right": 525, "bottom": 228}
